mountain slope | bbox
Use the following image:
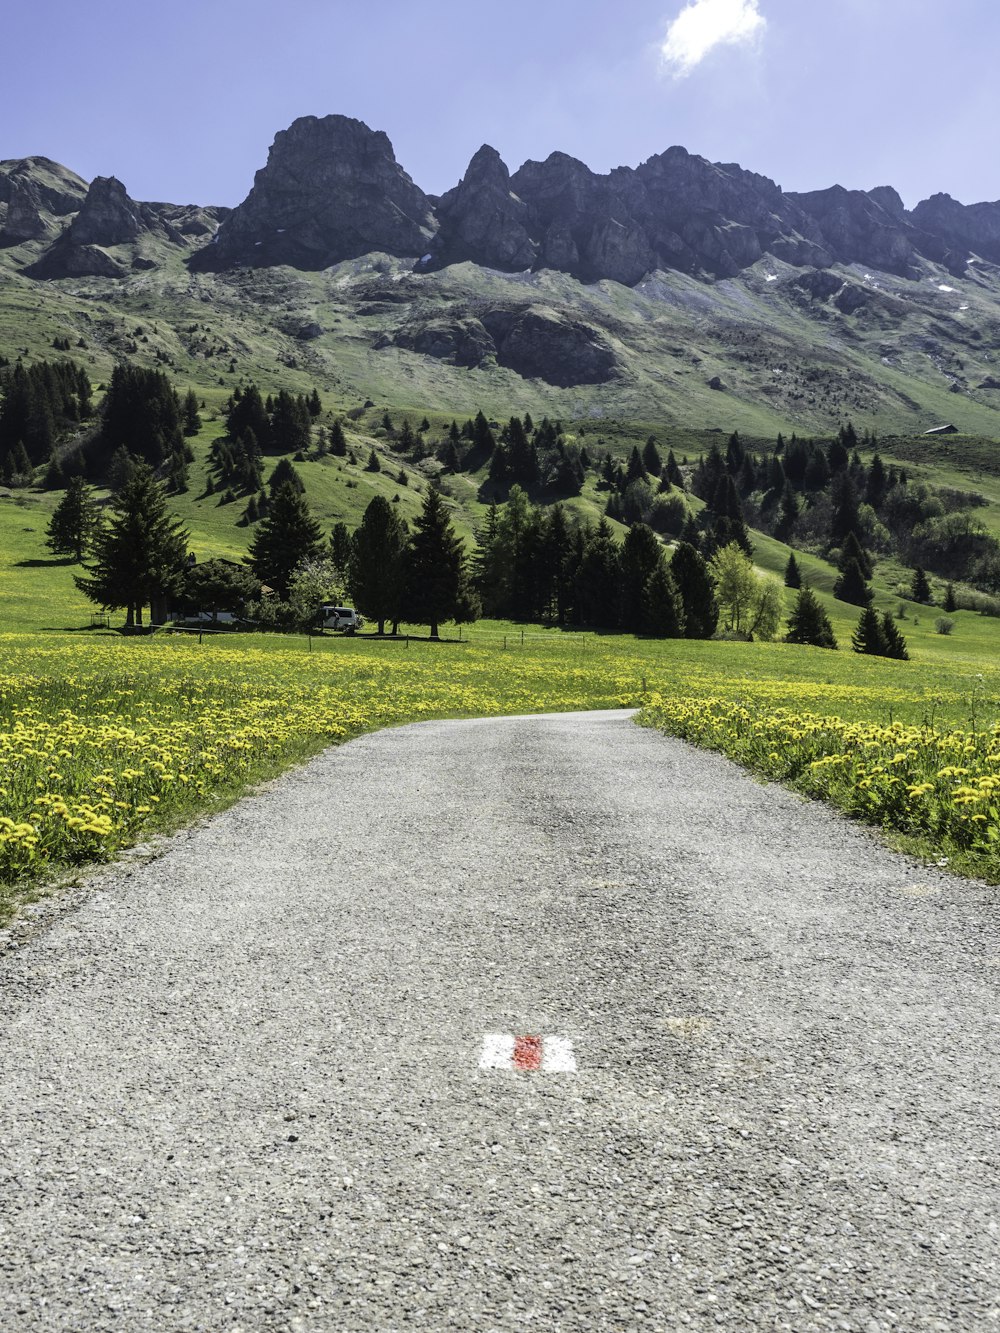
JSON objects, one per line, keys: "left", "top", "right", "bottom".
{"left": 1, "top": 117, "right": 1000, "bottom": 436}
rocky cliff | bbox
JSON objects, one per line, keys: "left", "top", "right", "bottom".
{"left": 3, "top": 115, "right": 1000, "bottom": 294}
{"left": 193, "top": 115, "right": 437, "bottom": 272}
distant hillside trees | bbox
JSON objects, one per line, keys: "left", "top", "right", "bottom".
{"left": 224, "top": 383, "right": 314, "bottom": 455}
{"left": 0, "top": 357, "right": 93, "bottom": 482}
{"left": 100, "top": 364, "right": 184, "bottom": 468}
{"left": 75, "top": 463, "right": 189, "bottom": 628}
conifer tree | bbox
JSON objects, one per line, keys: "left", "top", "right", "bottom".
{"left": 365, "top": 449, "right": 381, "bottom": 472}
{"left": 670, "top": 542, "right": 718, "bottom": 639}
{"left": 784, "top": 552, "right": 802, "bottom": 588}
{"left": 833, "top": 558, "right": 873, "bottom": 606}
{"left": 348, "top": 495, "right": 409, "bottom": 634}
{"left": 944, "top": 583, "right": 957, "bottom": 613}
{"left": 881, "top": 612, "right": 909, "bottom": 660}
{"left": 620, "top": 524, "right": 663, "bottom": 633}
{"left": 75, "top": 463, "right": 189, "bottom": 627}
{"left": 839, "top": 531, "right": 874, "bottom": 582}
{"left": 785, "top": 587, "right": 837, "bottom": 649}
{"left": 182, "top": 389, "right": 201, "bottom": 436}
{"left": 911, "top": 565, "right": 932, "bottom": 604}
{"left": 46, "top": 475, "right": 101, "bottom": 561}
{"left": 407, "top": 486, "right": 467, "bottom": 639}
{"left": 665, "top": 450, "right": 684, "bottom": 488}
{"left": 248, "top": 481, "right": 323, "bottom": 597}
{"left": 851, "top": 606, "right": 889, "bottom": 656}
{"left": 329, "top": 420, "right": 348, "bottom": 456}
{"left": 329, "top": 521, "right": 352, "bottom": 578}
{"left": 574, "top": 518, "right": 621, "bottom": 629}
{"left": 642, "top": 564, "right": 685, "bottom": 637}
{"left": 642, "top": 437, "right": 662, "bottom": 477}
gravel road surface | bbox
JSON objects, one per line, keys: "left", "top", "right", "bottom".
{"left": 1, "top": 710, "right": 998, "bottom": 1332}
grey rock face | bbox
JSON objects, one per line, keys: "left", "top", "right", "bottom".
{"left": 69, "top": 176, "right": 144, "bottom": 247}
{"left": 0, "top": 156, "right": 88, "bottom": 217}
{"left": 481, "top": 306, "right": 620, "bottom": 386}
{"left": 429, "top": 146, "right": 537, "bottom": 272}
{"left": 910, "top": 192, "right": 1000, "bottom": 264}
{"left": 1, "top": 174, "right": 49, "bottom": 241}
{"left": 789, "top": 185, "right": 922, "bottom": 276}
{"left": 393, "top": 317, "right": 496, "bottom": 368}
{"left": 197, "top": 114, "right": 436, "bottom": 271}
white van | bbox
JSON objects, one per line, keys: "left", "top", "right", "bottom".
{"left": 319, "top": 605, "right": 362, "bottom": 634}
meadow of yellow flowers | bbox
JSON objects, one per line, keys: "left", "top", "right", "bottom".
{"left": 2, "top": 626, "right": 998, "bottom": 914}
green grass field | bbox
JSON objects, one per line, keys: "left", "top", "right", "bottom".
{"left": 3, "top": 428, "right": 1000, "bottom": 923}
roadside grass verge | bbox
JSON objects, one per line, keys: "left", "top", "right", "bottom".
{"left": 2, "top": 624, "right": 999, "bottom": 922}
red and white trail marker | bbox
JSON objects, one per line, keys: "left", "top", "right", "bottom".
{"left": 479, "top": 1033, "right": 577, "bottom": 1073}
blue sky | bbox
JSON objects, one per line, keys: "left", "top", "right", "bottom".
{"left": 5, "top": 0, "right": 997, "bottom": 210}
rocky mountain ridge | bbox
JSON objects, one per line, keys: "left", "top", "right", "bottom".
{"left": 2, "top": 114, "right": 999, "bottom": 286}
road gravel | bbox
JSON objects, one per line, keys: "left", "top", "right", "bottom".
{"left": 1, "top": 709, "right": 999, "bottom": 1331}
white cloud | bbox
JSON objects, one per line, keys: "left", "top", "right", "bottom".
{"left": 661, "top": 0, "right": 767, "bottom": 76}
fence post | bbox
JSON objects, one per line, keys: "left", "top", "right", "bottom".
{"left": 503, "top": 635, "right": 507, "bottom": 650}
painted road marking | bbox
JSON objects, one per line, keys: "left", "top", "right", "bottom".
{"left": 479, "top": 1034, "right": 577, "bottom": 1073}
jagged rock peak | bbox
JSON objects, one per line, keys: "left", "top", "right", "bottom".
{"left": 196, "top": 113, "right": 436, "bottom": 271}
{"left": 69, "top": 176, "right": 143, "bottom": 247}
{"left": 867, "top": 185, "right": 905, "bottom": 219}
{"left": 427, "top": 144, "right": 537, "bottom": 273}
{"left": 2, "top": 173, "right": 50, "bottom": 241}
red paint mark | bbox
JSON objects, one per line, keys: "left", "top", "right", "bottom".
{"left": 513, "top": 1035, "right": 543, "bottom": 1071}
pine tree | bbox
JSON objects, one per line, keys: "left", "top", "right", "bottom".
{"left": 46, "top": 476, "right": 101, "bottom": 561}
{"left": 665, "top": 450, "right": 684, "bottom": 488}
{"left": 574, "top": 518, "right": 621, "bottom": 629}
{"left": 642, "top": 564, "right": 685, "bottom": 637}
{"left": 248, "top": 481, "right": 323, "bottom": 597}
{"left": 670, "top": 542, "right": 718, "bottom": 639}
{"left": 620, "top": 524, "right": 663, "bottom": 633}
{"left": 365, "top": 449, "right": 381, "bottom": 472}
{"left": 785, "top": 587, "right": 838, "bottom": 649}
{"left": 833, "top": 558, "right": 873, "bottom": 606}
{"left": 911, "top": 566, "right": 932, "bottom": 604}
{"left": 329, "top": 420, "right": 348, "bottom": 456}
{"left": 944, "top": 583, "right": 957, "bottom": 613}
{"left": 308, "top": 388, "right": 322, "bottom": 417}
{"left": 348, "top": 496, "right": 409, "bottom": 634}
{"left": 784, "top": 552, "right": 802, "bottom": 588}
{"left": 329, "top": 521, "right": 352, "bottom": 578}
{"left": 75, "top": 463, "right": 189, "bottom": 627}
{"left": 642, "top": 437, "right": 662, "bottom": 477}
{"left": 407, "top": 487, "right": 468, "bottom": 638}
{"left": 881, "top": 613, "right": 909, "bottom": 661}
{"left": 852, "top": 607, "right": 889, "bottom": 656}
{"left": 625, "top": 446, "right": 648, "bottom": 486}
{"left": 839, "top": 531, "right": 874, "bottom": 582}
{"left": 268, "top": 457, "right": 304, "bottom": 495}
{"left": 182, "top": 389, "right": 201, "bottom": 437}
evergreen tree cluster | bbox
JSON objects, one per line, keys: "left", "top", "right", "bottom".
{"left": 225, "top": 383, "right": 317, "bottom": 456}
{"left": 96, "top": 363, "right": 194, "bottom": 493}
{"left": 473, "top": 485, "right": 716, "bottom": 637}
{"left": 0, "top": 357, "right": 93, "bottom": 485}
{"left": 603, "top": 439, "right": 687, "bottom": 534}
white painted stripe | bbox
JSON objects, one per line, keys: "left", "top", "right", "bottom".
{"left": 542, "top": 1036, "right": 577, "bottom": 1073}
{"left": 479, "top": 1033, "right": 515, "bottom": 1070}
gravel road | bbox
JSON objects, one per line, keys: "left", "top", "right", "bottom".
{"left": 1, "top": 710, "right": 999, "bottom": 1332}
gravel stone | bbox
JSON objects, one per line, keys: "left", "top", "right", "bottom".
{"left": 1, "top": 710, "right": 998, "bottom": 1330}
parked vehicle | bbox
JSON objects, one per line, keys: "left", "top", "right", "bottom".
{"left": 318, "top": 605, "right": 363, "bottom": 634}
